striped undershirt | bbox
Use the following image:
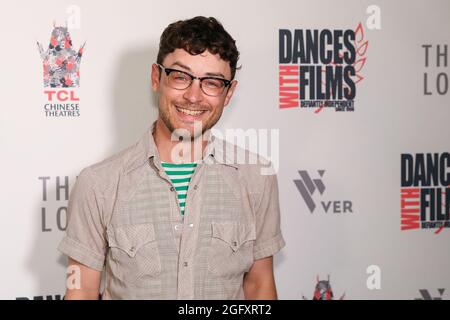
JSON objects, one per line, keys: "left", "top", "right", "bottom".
{"left": 161, "top": 162, "right": 198, "bottom": 217}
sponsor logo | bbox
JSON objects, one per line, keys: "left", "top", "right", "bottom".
{"left": 39, "top": 176, "right": 73, "bottom": 232}
{"left": 422, "top": 44, "right": 448, "bottom": 96}
{"left": 401, "top": 153, "right": 450, "bottom": 233}
{"left": 294, "top": 170, "right": 353, "bottom": 214}
{"left": 278, "top": 23, "right": 368, "bottom": 112}
{"left": 414, "top": 289, "right": 446, "bottom": 300}
{"left": 302, "top": 275, "right": 345, "bottom": 300}
{"left": 37, "top": 23, "right": 85, "bottom": 117}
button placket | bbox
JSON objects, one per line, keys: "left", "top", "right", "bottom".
{"left": 177, "top": 163, "right": 205, "bottom": 299}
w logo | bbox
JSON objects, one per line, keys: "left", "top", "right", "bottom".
{"left": 415, "top": 289, "right": 446, "bottom": 300}
{"left": 294, "top": 170, "right": 326, "bottom": 213}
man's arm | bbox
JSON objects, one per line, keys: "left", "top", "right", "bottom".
{"left": 243, "top": 256, "right": 277, "bottom": 299}
{"left": 64, "top": 257, "right": 101, "bottom": 300}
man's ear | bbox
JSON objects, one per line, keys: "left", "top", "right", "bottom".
{"left": 151, "top": 63, "right": 161, "bottom": 91}
{"left": 223, "top": 80, "right": 238, "bottom": 107}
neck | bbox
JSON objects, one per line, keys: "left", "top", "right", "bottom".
{"left": 153, "top": 119, "right": 209, "bottom": 163}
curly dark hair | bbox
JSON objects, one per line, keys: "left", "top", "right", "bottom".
{"left": 157, "top": 16, "right": 240, "bottom": 79}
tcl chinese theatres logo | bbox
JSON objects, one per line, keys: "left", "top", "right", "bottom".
{"left": 37, "top": 23, "right": 85, "bottom": 88}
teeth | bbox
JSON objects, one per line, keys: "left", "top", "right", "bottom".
{"left": 177, "top": 107, "right": 205, "bottom": 116}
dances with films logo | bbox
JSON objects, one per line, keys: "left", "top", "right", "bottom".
{"left": 37, "top": 23, "right": 85, "bottom": 117}
{"left": 278, "top": 23, "right": 368, "bottom": 112}
{"left": 401, "top": 153, "right": 450, "bottom": 233}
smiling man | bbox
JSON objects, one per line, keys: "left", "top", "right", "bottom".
{"left": 58, "top": 16, "right": 285, "bottom": 300}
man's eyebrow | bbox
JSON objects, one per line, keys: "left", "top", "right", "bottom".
{"left": 169, "top": 61, "right": 226, "bottom": 79}
{"left": 169, "top": 61, "right": 191, "bottom": 71}
{"left": 205, "top": 71, "right": 226, "bottom": 78}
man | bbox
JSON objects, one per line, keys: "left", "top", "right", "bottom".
{"left": 58, "top": 16, "right": 285, "bottom": 300}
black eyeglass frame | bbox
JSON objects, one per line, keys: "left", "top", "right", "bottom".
{"left": 156, "top": 63, "right": 232, "bottom": 96}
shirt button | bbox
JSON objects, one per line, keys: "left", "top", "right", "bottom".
{"left": 183, "top": 262, "right": 188, "bottom": 267}
{"left": 130, "top": 247, "right": 135, "bottom": 252}
{"left": 232, "top": 241, "right": 237, "bottom": 247}
{"left": 174, "top": 224, "right": 182, "bottom": 231}
{"left": 189, "top": 223, "right": 194, "bottom": 228}
{"left": 193, "top": 185, "right": 198, "bottom": 190}
{"left": 170, "top": 186, "right": 175, "bottom": 191}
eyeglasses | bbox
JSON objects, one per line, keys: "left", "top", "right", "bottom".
{"left": 157, "top": 63, "right": 232, "bottom": 97}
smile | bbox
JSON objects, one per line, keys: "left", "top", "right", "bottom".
{"left": 175, "top": 106, "right": 207, "bottom": 116}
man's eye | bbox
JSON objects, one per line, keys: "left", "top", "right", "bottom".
{"left": 203, "top": 79, "right": 222, "bottom": 88}
{"left": 172, "top": 72, "right": 189, "bottom": 81}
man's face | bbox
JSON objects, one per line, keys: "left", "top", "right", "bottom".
{"left": 151, "top": 48, "right": 237, "bottom": 139}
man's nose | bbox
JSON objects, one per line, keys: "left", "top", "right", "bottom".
{"left": 183, "top": 79, "right": 204, "bottom": 103}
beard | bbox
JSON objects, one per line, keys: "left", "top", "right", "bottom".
{"left": 159, "top": 101, "right": 223, "bottom": 142}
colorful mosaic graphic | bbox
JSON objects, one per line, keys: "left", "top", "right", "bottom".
{"left": 37, "top": 24, "right": 85, "bottom": 88}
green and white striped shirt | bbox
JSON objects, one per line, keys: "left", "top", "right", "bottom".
{"left": 161, "top": 162, "right": 198, "bottom": 217}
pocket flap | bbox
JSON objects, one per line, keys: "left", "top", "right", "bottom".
{"left": 211, "top": 222, "right": 256, "bottom": 252}
{"left": 107, "top": 223, "right": 156, "bottom": 257}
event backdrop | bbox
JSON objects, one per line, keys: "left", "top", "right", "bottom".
{"left": 1, "top": 0, "right": 449, "bottom": 299}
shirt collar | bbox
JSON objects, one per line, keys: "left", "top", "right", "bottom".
{"left": 124, "top": 122, "right": 239, "bottom": 174}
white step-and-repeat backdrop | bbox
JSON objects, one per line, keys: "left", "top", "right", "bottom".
{"left": 1, "top": 0, "right": 449, "bottom": 299}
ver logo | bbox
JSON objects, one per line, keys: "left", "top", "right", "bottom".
{"left": 294, "top": 170, "right": 353, "bottom": 214}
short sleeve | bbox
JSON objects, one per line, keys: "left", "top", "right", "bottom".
{"left": 253, "top": 172, "right": 286, "bottom": 260}
{"left": 57, "top": 167, "right": 107, "bottom": 271}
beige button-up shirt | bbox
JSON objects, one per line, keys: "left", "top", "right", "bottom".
{"left": 58, "top": 125, "right": 285, "bottom": 299}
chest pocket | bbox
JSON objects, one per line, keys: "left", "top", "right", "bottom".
{"left": 106, "top": 223, "right": 161, "bottom": 287}
{"left": 208, "top": 222, "right": 256, "bottom": 279}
